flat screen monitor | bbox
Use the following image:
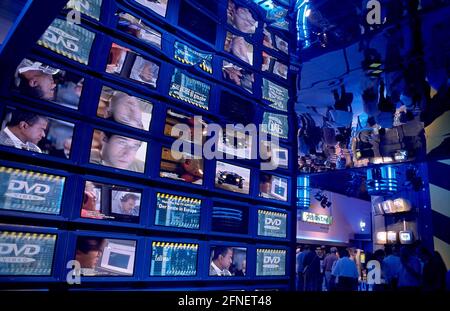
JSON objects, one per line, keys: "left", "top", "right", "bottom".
{"left": 97, "top": 86, "right": 153, "bottom": 131}
{"left": 160, "top": 147, "right": 204, "bottom": 185}
{"left": 262, "top": 52, "right": 288, "bottom": 79}
{"left": 224, "top": 31, "right": 254, "bottom": 65}
{"left": 376, "top": 231, "right": 387, "bottom": 244}
{"left": 387, "top": 231, "right": 397, "bottom": 244}
{"left": 0, "top": 230, "right": 57, "bottom": 276}
{"left": 259, "top": 174, "right": 288, "bottom": 201}
{"left": 0, "top": 108, "right": 75, "bottom": 159}
{"left": 89, "top": 129, "right": 147, "bottom": 173}
{"left": 211, "top": 205, "right": 248, "bottom": 235}
{"left": 134, "top": 0, "right": 169, "bottom": 17}
{"left": 178, "top": 0, "right": 216, "bottom": 44}
{"left": 75, "top": 237, "right": 136, "bottom": 276}
{"left": 81, "top": 181, "right": 141, "bottom": 223}
{"left": 164, "top": 109, "right": 208, "bottom": 143}
{"left": 65, "top": 0, "right": 103, "bottom": 20}
{"left": 262, "top": 79, "right": 289, "bottom": 112}
{"left": 106, "top": 43, "right": 160, "bottom": 88}
{"left": 257, "top": 209, "right": 287, "bottom": 238}
{"left": 256, "top": 248, "right": 286, "bottom": 276}
{"left": 150, "top": 241, "right": 198, "bottom": 276}
{"left": 168, "top": 68, "right": 210, "bottom": 110}
{"left": 174, "top": 41, "right": 213, "bottom": 74}
{"left": 217, "top": 128, "right": 253, "bottom": 160}
{"left": 37, "top": 18, "right": 95, "bottom": 65}
{"left": 0, "top": 166, "right": 64, "bottom": 215}
{"left": 263, "top": 25, "right": 288, "bottom": 54}
{"left": 219, "top": 91, "right": 254, "bottom": 125}
{"left": 209, "top": 246, "right": 247, "bottom": 277}
{"left": 155, "top": 192, "right": 201, "bottom": 230}
{"left": 222, "top": 60, "right": 254, "bottom": 93}
{"left": 215, "top": 161, "right": 250, "bottom": 195}
{"left": 13, "top": 58, "right": 84, "bottom": 109}
{"left": 117, "top": 12, "right": 162, "bottom": 49}
{"left": 260, "top": 141, "right": 288, "bottom": 169}
{"left": 399, "top": 231, "right": 414, "bottom": 244}
{"left": 261, "top": 112, "right": 289, "bottom": 139}
{"left": 227, "top": 0, "right": 258, "bottom": 34}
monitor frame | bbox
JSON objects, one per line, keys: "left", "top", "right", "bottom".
{"left": 254, "top": 244, "right": 290, "bottom": 279}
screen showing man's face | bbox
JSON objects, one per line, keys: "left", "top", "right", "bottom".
{"left": 112, "top": 96, "right": 143, "bottom": 129}
{"left": 22, "top": 118, "right": 48, "bottom": 145}
{"left": 218, "top": 249, "right": 233, "bottom": 270}
{"left": 102, "top": 135, "right": 142, "bottom": 169}
{"left": 120, "top": 198, "right": 136, "bottom": 214}
{"left": 26, "top": 71, "right": 56, "bottom": 100}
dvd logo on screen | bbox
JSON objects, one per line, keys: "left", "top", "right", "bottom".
{"left": 0, "top": 243, "right": 40, "bottom": 263}
{"left": 264, "top": 217, "right": 281, "bottom": 229}
{"left": 263, "top": 255, "right": 280, "bottom": 268}
{"left": 268, "top": 118, "right": 283, "bottom": 135}
{"left": 44, "top": 26, "right": 80, "bottom": 52}
{"left": 5, "top": 180, "right": 50, "bottom": 201}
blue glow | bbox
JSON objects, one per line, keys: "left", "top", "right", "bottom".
{"left": 295, "top": 0, "right": 310, "bottom": 48}
{"left": 297, "top": 175, "right": 310, "bottom": 209}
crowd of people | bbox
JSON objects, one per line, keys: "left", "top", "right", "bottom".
{"left": 296, "top": 244, "right": 449, "bottom": 291}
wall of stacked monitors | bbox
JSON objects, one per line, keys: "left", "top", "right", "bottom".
{"left": 0, "top": 0, "right": 296, "bottom": 289}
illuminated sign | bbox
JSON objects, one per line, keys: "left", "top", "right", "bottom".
{"left": 301, "top": 211, "right": 332, "bottom": 225}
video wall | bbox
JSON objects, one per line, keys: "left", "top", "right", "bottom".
{"left": 0, "top": 0, "right": 296, "bottom": 289}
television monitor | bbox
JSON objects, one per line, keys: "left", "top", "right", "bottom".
{"left": 387, "top": 231, "right": 397, "bottom": 244}
{"left": 117, "top": 12, "right": 162, "bottom": 49}
{"left": 164, "top": 109, "right": 208, "bottom": 143}
{"left": 37, "top": 18, "right": 95, "bottom": 65}
{"left": 262, "top": 79, "right": 289, "bottom": 112}
{"left": 174, "top": 41, "right": 213, "bottom": 74}
{"left": 160, "top": 147, "right": 204, "bottom": 185}
{"left": 75, "top": 237, "right": 136, "bottom": 276}
{"left": 256, "top": 248, "right": 286, "bottom": 276}
{"left": 97, "top": 86, "right": 153, "bottom": 131}
{"left": 262, "top": 52, "right": 288, "bottom": 79}
{"left": 209, "top": 246, "right": 247, "bottom": 276}
{"left": 150, "top": 241, "right": 198, "bottom": 276}
{"left": 259, "top": 174, "right": 288, "bottom": 202}
{"left": 257, "top": 209, "right": 287, "bottom": 238}
{"left": 178, "top": 0, "right": 216, "bottom": 44}
{"left": 392, "top": 198, "right": 412, "bottom": 213}
{"left": 13, "top": 58, "right": 84, "bottom": 109}
{"left": 399, "top": 231, "right": 414, "bottom": 244}
{"left": 0, "top": 230, "right": 57, "bottom": 276}
{"left": 89, "top": 129, "right": 147, "bottom": 173}
{"left": 219, "top": 91, "right": 255, "bottom": 125}
{"left": 65, "top": 0, "right": 103, "bottom": 20}
{"left": 168, "top": 68, "right": 210, "bottom": 110}
{"left": 261, "top": 112, "right": 289, "bottom": 139}
{"left": 224, "top": 32, "right": 253, "bottom": 65}
{"left": 155, "top": 192, "right": 201, "bottom": 230}
{"left": 375, "top": 231, "right": 387, "bottom": 244}
{"left": 81, "top": 181, "right": 141, "bottom": 223}
{"left": 217, "top": 128, "right": 253, "bottom": 160}
{"left": 265, "top": 4, "right": 289, "bottom": 31}
{"left": 134, "top": 0, "right": 168, "bottom": 17}
{"left": 211, "top": 205, "right": 248, "bottom": 235}
{"left": 106, "top": 43, "right": 160, "bottom": 88}
{"left": 215, "top": 161, "right": 250, "bottom": 195}
{"left": 227, "top": 0, "right": 258, "bottom": 34}
{"left": 260, "top": 141, "right": 288, "bottom": 169}
{"left": 222, "top": 60, "right": 254, "bottom": 93}
{"left": 275, "top": 35, "right": 289, "bottom": 54}
{"left": 0, "top": 166, "right": 65, "bottom": 215}
{"left": 0, "top": 108, "right": 74, "bottom": 159}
